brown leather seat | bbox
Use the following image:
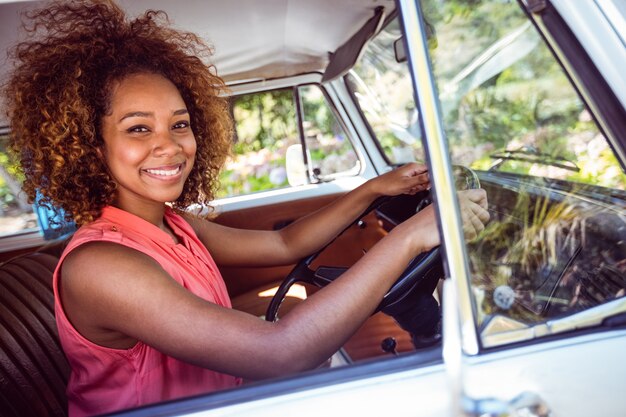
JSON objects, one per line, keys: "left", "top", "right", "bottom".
{"left": 0, "top": 251, "right": 70, "bottom": 417}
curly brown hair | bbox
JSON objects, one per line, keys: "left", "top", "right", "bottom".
{"left": 4, "top": 0, "right": 233, "bottom": 225}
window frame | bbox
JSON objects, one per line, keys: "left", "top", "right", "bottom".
{"left": 397, "top": 0, "right": 480, "bottom": 354}
{"left": 214, "top": 73, "right": 372, "bottom": 214}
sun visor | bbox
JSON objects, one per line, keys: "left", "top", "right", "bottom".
{"left": 322, "top": 6, "right": 384, "bottom": 82}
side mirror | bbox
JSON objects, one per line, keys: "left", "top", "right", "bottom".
{"left": 285, "top": 144, "right": 309, "bottom": 186}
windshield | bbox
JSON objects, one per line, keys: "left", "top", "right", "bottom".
{"left": 347, "top": 18, "right": 424, "bottom": 165}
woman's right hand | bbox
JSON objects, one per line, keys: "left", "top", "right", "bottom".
{"left": 391, "top": 188, "right": 490, "bottom": 255}
{"left": 457, "top": 188, "right": 490, "bottom": 241}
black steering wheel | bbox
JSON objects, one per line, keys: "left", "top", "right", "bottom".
{"left": 265, "top": 165, "right": 480, "bottom": 325}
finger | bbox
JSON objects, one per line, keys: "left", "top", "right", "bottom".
{"left": 462, "top": 218, "right": 477, "bottom": 241}
{"left": 406, "top": 171, "right": 429, "bottom": 188}
{"left": 403, "top": 162, "right": 428, "bottom": 175}
{"left": 467, "top": 201, "right": 490, "bottom": 228}
{"left": 474, "top": 205, "right": 490, "bottom": 225}
{"left": 459, "top": 188, "right": 481, "bottom": 199}
{"left": 408, "top": 181, "right": 431, "bottom": 194}
{"left": 400, "top": 162, "right": 428, "bottom": 180}
{"left": 460, "top": 200, "right": 487, "bottom": 236}
{"left": 468, "top": 200, "right": 486, "bottom": 216}
{"left": 462, "top": 188, "right": 486, "bottom": 202}
{"left": 460, "top": 189, "right": 489, "bottom": 213}
{"left": 469, "top": 211, "right": 485, "bottom": 234}
{"left": 471, "top": 188, "right": 487, "bottom": 210}
{"left": 462, "top": 211, "right": 484, "bottom": 241}
{"left": 400, "top": 174, "right": 429, "bottom": 195}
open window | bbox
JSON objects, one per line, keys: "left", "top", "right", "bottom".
{"left": 218, "top": 85, "right": 360, "bottom": 199}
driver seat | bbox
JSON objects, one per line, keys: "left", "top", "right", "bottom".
{"left": 0, "top": 249, "right": 70, "bottom": 417}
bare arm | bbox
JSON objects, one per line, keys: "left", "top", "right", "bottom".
{"left": 60, "top": 211, "right": 432, "bottom": 380}
{"left": 60, "top": 188, "right": 489, "bottom": 381}
{"left": 187, "top": 162, "right": 430, "bottom": 267}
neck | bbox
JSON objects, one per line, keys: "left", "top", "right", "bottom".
{"left": 112, "top": 196, "right": 168, "bottom": 230}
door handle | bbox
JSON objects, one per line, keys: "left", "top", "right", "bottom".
{"left": 463, "top": 391, "right": 551, "bottom": 417}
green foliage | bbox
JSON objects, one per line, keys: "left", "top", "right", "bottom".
{"left": 218, "top": 89, "right": 297, "bottom": 197}
{"left": 303, "top": 94, "right": 334, "bottom": 137}
{"left": 217, "top": 168, "right": 288, "bottom": 198}
{"left": 220, "top": 85, "right": 356, "bottom": 197}
{"left": 0, "top": 134, "right": 26, "bottom": 210}
{"left": 232, "top": 89, "right": 297, "bottom": 153}
{"left": 309, "top": 148, "right": 325, "bottom": 161}
{"left": 419, "top": 0, "right": 626, "bottom": 189}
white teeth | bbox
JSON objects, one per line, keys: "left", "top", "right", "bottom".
{"left": 145, "top": 166, "right": 181, "bottom": 176}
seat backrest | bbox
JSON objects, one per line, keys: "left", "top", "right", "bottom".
{"left": 0, "top": 250, "right": 69, "bottom": 417}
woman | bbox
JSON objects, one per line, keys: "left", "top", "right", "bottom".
{"left": 4, "top": 1, "right": 489, "bottom": 415}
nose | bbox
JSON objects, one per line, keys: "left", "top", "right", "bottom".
{"left": 153, "top": 130, "right": 182, "bottom": 157}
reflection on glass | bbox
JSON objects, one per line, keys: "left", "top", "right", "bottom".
{"left": 346, "top": 0, "right": 626, "bottom": 345}
{"left": 469, "top": 183, "right": 626, "bottom": 322}
{"left": 420, "top": 0, "right": 626, "bottom": 341}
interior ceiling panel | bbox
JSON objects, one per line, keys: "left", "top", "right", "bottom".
{"left": 0, "top": 0, "right": 396, "bottom": 125}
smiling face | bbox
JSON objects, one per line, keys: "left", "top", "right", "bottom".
{"left": 100, "top": 72, "right": 197, "bottom": 215}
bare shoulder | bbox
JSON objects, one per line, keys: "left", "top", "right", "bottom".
{"left": 61, "top": 241, "right": 164, "bottom": 286}
{"left": 60, "top": 240, "right": 179, "bottom": 302}
{"left": 59, "top": 241, "right": 173, "bottom": 347}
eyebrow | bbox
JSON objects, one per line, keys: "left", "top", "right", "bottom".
{"left": 118, "top": 109, "right": 189, "bottom": 123}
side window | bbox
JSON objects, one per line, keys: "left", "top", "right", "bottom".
{"left": 218, "top": 89, "right": 297, "bottom": 198}
{"left": 0, "top": 129, "right": 75, "bottom": 240}
{"left": 0, "top": 129, "right": 37, "bottom": 237}
{"left": 218, "top": 85, "right": 358, "bottom": 198}
{"left": 420, "top": 1, "right": 626, "bottom": 340}
{"left": 350, "top": 4, "right": 626, "bottom": 346}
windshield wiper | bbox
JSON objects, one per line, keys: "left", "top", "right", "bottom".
{"left": 489, "top": 145, "right": 580, "bottom": 172}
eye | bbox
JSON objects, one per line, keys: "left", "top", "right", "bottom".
{"left": 127, "top": 125, "right": 150, "bottom": 134}
{"left": 172, "top": 120, "right": 190, "bottom": 130}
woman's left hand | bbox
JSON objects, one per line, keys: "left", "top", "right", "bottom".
{"left": 368, "top": 162, "right": 430, "bottom": 197}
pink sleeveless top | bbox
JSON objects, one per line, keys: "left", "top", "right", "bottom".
{"left": 53, "top": 206, "right": 241, "bottom": 416}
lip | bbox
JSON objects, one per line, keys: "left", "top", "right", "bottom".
{"left": 141, "top": 162, "right": 186, "bottom": 181}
